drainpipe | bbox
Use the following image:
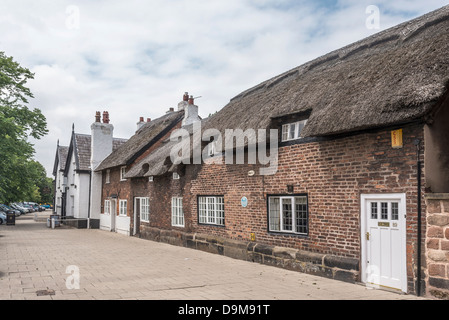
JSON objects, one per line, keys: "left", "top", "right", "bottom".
{"left": 414, "top": 138, "right": 422, "bottom": 296}
{"left": 87, "top": 170, "right": 92, "bottom": 229}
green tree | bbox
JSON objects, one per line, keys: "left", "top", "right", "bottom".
{"left": 0, "top": 51, "right": 48, "bottom": 203}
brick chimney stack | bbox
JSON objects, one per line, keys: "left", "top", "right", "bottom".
{"left": 102, "top": 111, "right": 110, "bottom": 124}
{"left": 178, "top": 92, "right": 189, "bottom": 111}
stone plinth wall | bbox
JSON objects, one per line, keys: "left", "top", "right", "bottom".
{"left": 425, "top": 193, "right": 449, "bottom": 299}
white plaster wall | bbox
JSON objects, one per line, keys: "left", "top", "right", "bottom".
{"left": 90, "top": 122, "right": 114, "bottom": 222}
{"left": 100, "top": 213, "right": 111, "bottom": 231}
{"left": 116, "top": 215, "right": 130, "bottom": 236}
{"left": 77, "top": 173, "right": 91, "bottom": 219}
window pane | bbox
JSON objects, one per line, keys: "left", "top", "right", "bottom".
{"left": 297, "top": 121, "right": 306, "bottom": 139}
{"left": 207, "top": 197, "right": 216, "bottom": 224}
{"left": 391, "top": 202, "right": 399, "bottom": 220}
{"left": 282, "top": 125, "right": 289, "bottom": 141}
{"left": 295, "top": 197, "right": 308, "bottom": 234}
{"left": 289, "top": 123, "right": 296, "bottom": 140}
{"left": 198, "top": 197, "right": 207, "bottom": 223}
{"left": 216, "top": 197, "right": 224, "bottom": 226}
{"left": 381, "top": 202, "right": 388, "bottom": 220}
{"left": 269, "top": 198, "right": 280, "bottom": 231}
{"left": 282, "top": 198, "right": 293, "bottom": 231}
{"left": 371, "top": 202, "right": 378, "bottom": 219}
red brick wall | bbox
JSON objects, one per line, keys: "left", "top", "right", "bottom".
{"left": 140, "top": 123, "right": 425, "bottom": 288}
{"left": 100, "top": 120, "right": 183, "bottom": 225}
{"left": 135, "top": 123, "right": 426, "bottom": 293}
{"left": 186, "top": 124, "right": 424, "bottom": 256}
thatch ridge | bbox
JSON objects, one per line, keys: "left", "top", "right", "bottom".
{"left": 208, "top": 5, "right": 449, "bottom": 139}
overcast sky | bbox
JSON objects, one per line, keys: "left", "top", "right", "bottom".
{"left": 1, "top": 0, "right": 448, "bottom": 177}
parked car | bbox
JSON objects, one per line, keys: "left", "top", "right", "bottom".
{"left": 14, "top": 203, "right": 31, "bottom": 213}
{"left": 0, "top": 212, "right": 6, "bottom": 225}
{"left": 0, "top": 204, "right": 20, "bottom": 216}
{"left": 24, "top": 202, "right": 42, "bottom": 212}
{"left": 21, "top": 203, "right": 35, "bottom": 212}
{"left": 10, "top": 203, "right": 27, "bottom": 215}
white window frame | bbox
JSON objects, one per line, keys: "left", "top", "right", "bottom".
{"left": 120, "top": 166, "right": 127, "bottom": 181}
{"left": 268, "top": 195, "right": 308, "bottom": 235}
{"left": 106, "top": 169, "right": 110, "bottom": 184}
{"left": 119, "top": 200, "right": 127, "bottom": 216}
{"left": 172, "top": 197, "right": 184, "bottom": 227}
{"left": 198, "top": 196, "right": 224, "bottom": 226}
{"left": 137, "top": 197, "right": 150, "bottom": 222}
{"left": 173, "top": 172, "right": 180, "bottom": 180}
{"left": 281, "top": 120, "right": 308, "bottom": 142}
{"left": 104, "top": 200, "right": 111, "bottom": 215}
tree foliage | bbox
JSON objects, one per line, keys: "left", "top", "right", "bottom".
{"left": 0, "top": 51, "right": 49, "bottom": 204}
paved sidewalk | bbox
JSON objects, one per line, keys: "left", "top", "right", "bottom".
{"left": 0, "top": 213, "right": 425, "bottom": 300}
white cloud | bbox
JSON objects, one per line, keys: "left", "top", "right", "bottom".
{"left": 1, "top": 0, "right": 448, "bottom": 176}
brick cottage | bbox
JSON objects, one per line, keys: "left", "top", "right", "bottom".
{"left": 120, "top": 6, "right": 449, "bottom": 297}
{"left": 55, "top": 5, "right": 449, "bottom": 298}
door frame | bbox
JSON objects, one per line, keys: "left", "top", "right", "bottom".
{"left": 110, "top": 199, "right": 117, "bottom": 232}
{"left": 360, "top": 193, "right": 407, "bottom": 293}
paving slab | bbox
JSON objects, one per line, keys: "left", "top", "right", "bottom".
{"left": 0, "top": 213, "right": 427, "bottom": 302}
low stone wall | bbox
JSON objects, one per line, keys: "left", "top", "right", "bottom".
{"left": 140, "top": 227, "right": 359, "bottom": 284}
{"left": 425, "top": 193, "right": 449, "bottom": 299}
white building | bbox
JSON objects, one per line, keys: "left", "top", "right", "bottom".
{"left": 53, "top": 112, "right": 127, "bottom": 228}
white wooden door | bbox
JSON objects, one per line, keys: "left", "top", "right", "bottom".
{"left": 361, "top": 194, "right": 407, "bottom": 292}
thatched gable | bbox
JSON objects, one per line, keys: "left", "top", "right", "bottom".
{"left": 95, "top": 110, "right": 184, "bottom": 172}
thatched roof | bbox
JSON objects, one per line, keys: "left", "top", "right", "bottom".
{"left": 95, "top": 110, "right": 184, "bottom": 171}
{"left": 124, "top": 120, "right": 204, "bottom": 178}
{"left": 203, "top": 5, "right": 449, "bottom": 138}
{"left": 125, "top": 5, "right": 449, "bottom": 178}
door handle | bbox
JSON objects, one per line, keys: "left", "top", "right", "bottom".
{"left": 366, "top": 232, "right": 370, "bottom": 241}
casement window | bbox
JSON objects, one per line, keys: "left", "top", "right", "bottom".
{"left": 137, "top": 197, "right": 150, "bottom": 222}
{"left": 281, "top": 120, "right": 307, "bottom": 142}
{"left": 198, "top": 196, "right": 224, "bottom": 226}
{"left": 104, "top": 200, "right": 111, "bottom": 215}
{"left": 172, "top": 197, "right": 184, "bottom": 227}
{"left": 268, "top": 195, "right": 308, "bottom": 235}
{"left": 120, "top": 166, "right": 127, "bottom": 181}
{"left": 106, "top": 170, "right": 110, "bottom": 184}
{"left": 119, "top": 200, "right": 127, "bottom": 216}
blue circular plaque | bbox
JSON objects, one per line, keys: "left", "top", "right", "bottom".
{"left": 241, "top": 197, "right": 248, "bottom": 208}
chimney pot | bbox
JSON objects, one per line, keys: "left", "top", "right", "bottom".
{"left": 95, "top": 111, "right": 101, "bottom": 123}
{"left": 188, "top": 95, "right": 194, "bottom": 105}
{"left": 170, "top": 107, "right": 174, "bottom": 112}
{"left": 183, "top": 92, "right": 189, "bottom": 102}
{"left": 103, "top": 111, "right": 110, "bottom": 124}
{"left": 147, "top": 118, "right": 151, "bottom": 122}
{"left": 139, "top": 117, "right": 144, "bottom": 122}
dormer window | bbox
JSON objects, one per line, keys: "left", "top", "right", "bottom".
{"left": 281, "top": 120, "right": 307, "bottom": 142}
